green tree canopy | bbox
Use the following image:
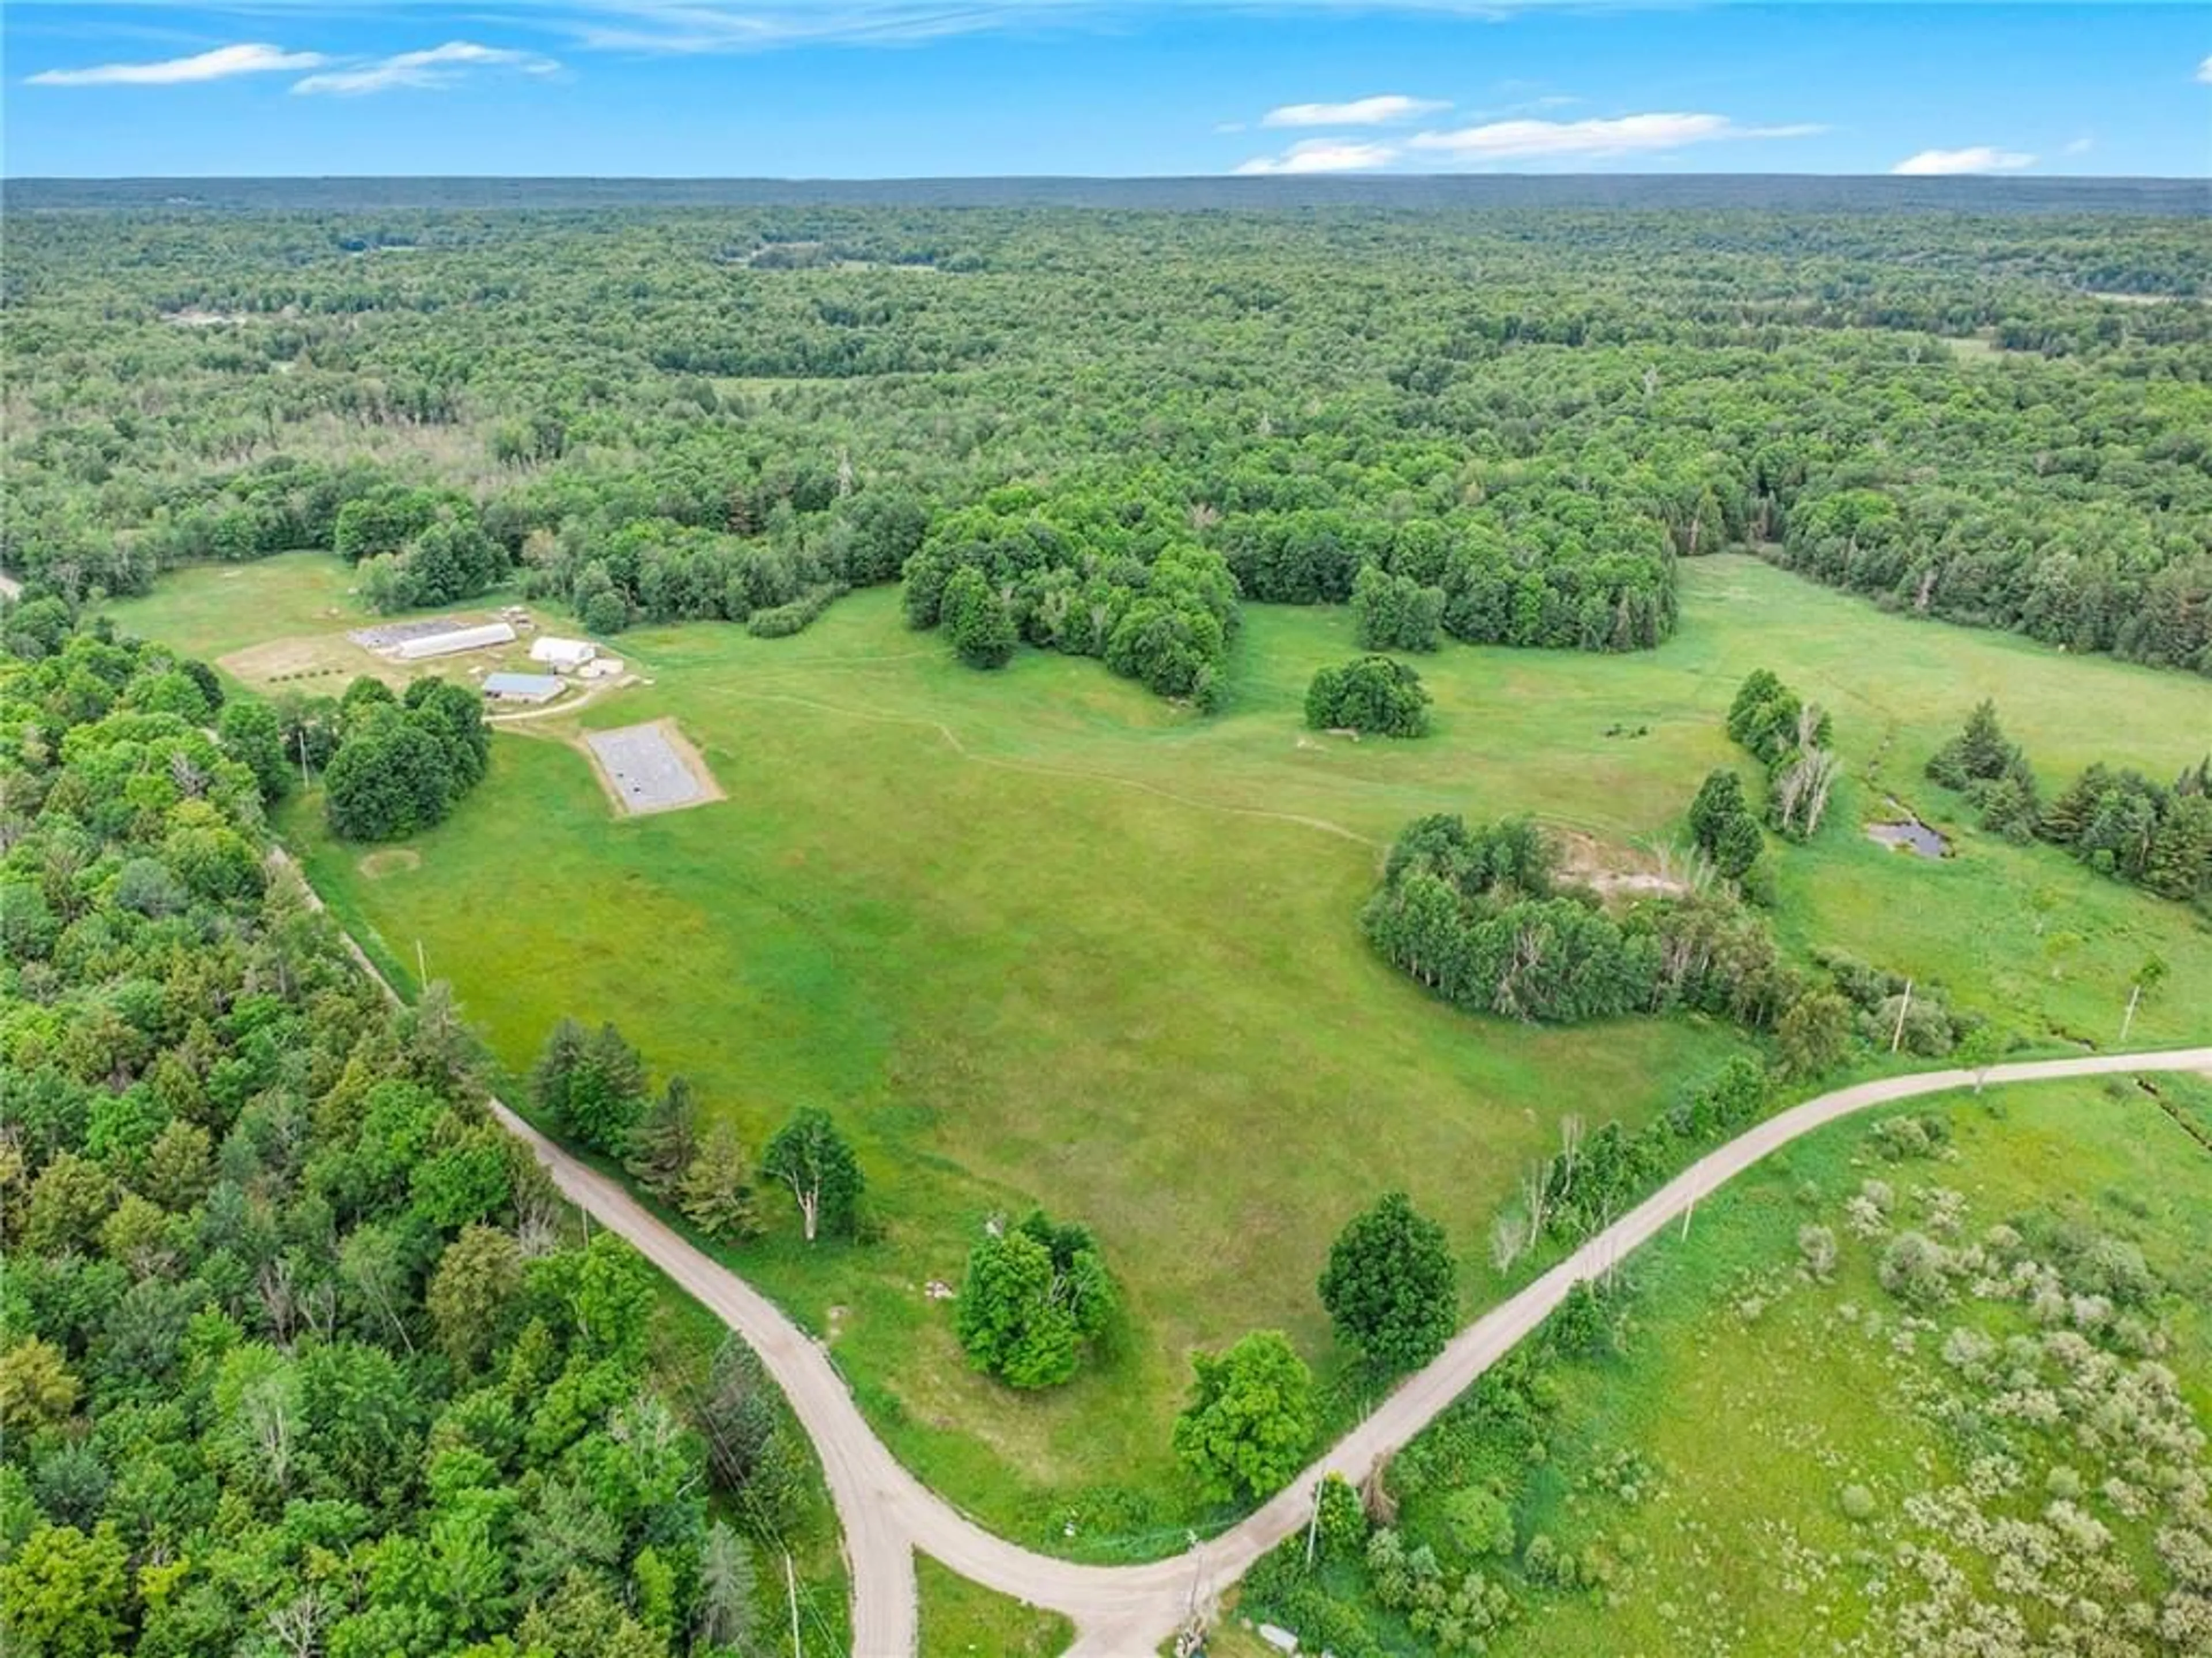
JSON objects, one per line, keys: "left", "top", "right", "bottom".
{"left": 1318, "top": 1190, "right": 1459, "bottom": 1371}
{"left": 759, "top": 1107, "right": 863, "bottom": 1243}
{"left": 1171, "top": 1330, "right": 1316, "bottom": 1503}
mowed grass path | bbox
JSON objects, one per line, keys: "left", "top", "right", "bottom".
{"left": 1512, "top": 1077, "right": 2212, "bottom": 1655}
{"left": 111, "top": 553, "right": 2211, "bottom": 1543}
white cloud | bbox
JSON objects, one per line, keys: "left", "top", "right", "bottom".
{"left": 1890, "top": 146, "right": 2036, "bottom": 176}
{"left": 292, "top": 41, "right": 561, "bottom": 96}
{"left": 2197, "top": 54, "right": 2211, "bottom": 85}
{"left": 1407, "top": 111, "right": 1821, "bottom": 161}
{"left": 27, "top": 42, "right": 326, "bottom": 87}
{"left": 1262, "top": 94, "right": 1449, "bottom": 128}
{"left": 563, "top": 1, "right": 1045, "bottom": 53}
{"left": 2062, "top": 135, "right": 2094, "bottom": 157}
{"left": 1234, "top": 138, "right": 1399, "bottom": 175}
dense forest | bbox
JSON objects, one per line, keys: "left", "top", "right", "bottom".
{"left": 0, "top": 629, "right": 824, "bottom": 1657}
{"left": 3, "top": 202, "right": 2207, "bottom": 691}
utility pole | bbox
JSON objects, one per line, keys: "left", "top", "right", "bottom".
{"left": 2121, "top": 981, "right": 2142, "bottom": 1042}
{"left": 1889, "top": 978, "right": 1914, "bottom": 1054}
{"left": 1305, "top": 1481, "right": 1323, "bottom": 1566}
{"left": 1680, "top": 1174, "right": 1698, "bottom": 1242}
{"left": 297, "top": 726, "right": 312, "bottom": 792}
{"left": 784, "top": 1550, "right": 801, "bottom": 1658}
{"left": 415, "top": 938, "right": 427, "bottom": 987}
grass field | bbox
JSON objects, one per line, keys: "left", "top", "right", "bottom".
{"left": 106, "top": 551, "right": 2212, "bottom": 1549}
{"left": 915, "top": 1555, "right": 1072, "bottom": 1657}
{"left": 1495, "top": 1077, "right": 2212, "bottom": 1655}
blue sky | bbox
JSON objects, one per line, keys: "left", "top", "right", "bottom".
{"left": 6, "top": 3, "right": 2208, "bottom": 178}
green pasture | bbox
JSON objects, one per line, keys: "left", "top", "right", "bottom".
{"left": 1508, "top": 1076, "right": 2212, "bottom": 1653}
{"left": 915, "top": 1555, "right": 1072, "bottom": 1658}
{"left": 106, "top": 551, "right": 2211, "bottom": 1546}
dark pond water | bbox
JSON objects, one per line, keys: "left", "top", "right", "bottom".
{"left": 1867, "top": 815, "right": 1950, "bottom": 858}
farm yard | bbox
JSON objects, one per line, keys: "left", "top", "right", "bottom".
{"left": 104, "top": 547, "right": 2212, "bottom": 1548}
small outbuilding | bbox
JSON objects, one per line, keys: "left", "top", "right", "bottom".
{"left": 482, "top": 671, "right": 563, "bottom": 705}
{"left": 395, "top": 620, "right": 517, "bottom": 661}
{"left": 530, "top": 635, "right": 598, "bottom": 673}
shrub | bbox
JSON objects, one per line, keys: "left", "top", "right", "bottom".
{"left": 1306, "top": 655, "right": 1431, "bottom": 737}
{"left": 1442, "top": 1484, "right": 1516, "bottom": 1559}
{"left": 1877, "top": 1231, "right": 1953, "bottom": 1307}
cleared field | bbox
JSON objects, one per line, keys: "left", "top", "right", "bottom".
{"left": 112, "top": 552, "right": 2212, "bottom": 1549}
{"left": 103, "top": 553, "right": 535, "bottom": 693}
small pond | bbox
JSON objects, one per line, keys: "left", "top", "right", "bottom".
{"left": 1867, "top": 814, "right": 1950, "bottom": 858}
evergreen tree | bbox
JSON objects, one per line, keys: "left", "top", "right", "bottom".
{"left": 626, "top": 1075, "right": 701, "bottom": 1194}
{"left": 562, "top": 1022, "right": 650, "bottom": 1156}
{"left": 694, "top": 1522, "right": 759, "bottom": 1653}
{"left": 679, "top": 1124, "right": 761, "bottom": 1242}
{"left": 531, "top": 1017, "right": 590, "bottom": 1128}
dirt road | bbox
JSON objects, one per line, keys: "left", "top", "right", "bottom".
{"left": 278, "top": 846, "right": 2210, "bottom": 1655}
{"left": 493, "top": 1044, "right": 2212, "bottom": 1656}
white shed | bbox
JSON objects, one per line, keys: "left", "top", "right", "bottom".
{"left": 530, "top": 636, "right": 598, "bottom": 673}
{"left": 394, "top": 620, "right": 517, "bottom": 661}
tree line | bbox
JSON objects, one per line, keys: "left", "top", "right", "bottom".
{"left": 528, "top": 1018, "right": 866, "bottom": 1247}
{"left": 1926, "top": 700, "right": 2212, "bottom": 909}
{"left": 12, "top": 204, "right": 2201, "bottom": 709}
{"left": 1726, "top": 669, "right": 1840, "bottom": 842}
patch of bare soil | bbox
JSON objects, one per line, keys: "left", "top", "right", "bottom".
{"left": 219, "top": 634, "right": 403, "bottom": 691}
{"left": 1556, "top": 828, "right": 1695, "bottom": 902}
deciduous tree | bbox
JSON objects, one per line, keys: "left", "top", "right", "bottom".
{"left": 759, "top": 1107, "right": 862, "bottom": 1243}
{"left": 1319, "top": 1191, "right": 1457, "bottom": 1371}
{"left": 1171, "top": 1330, "right": 1315, "bottom": 1502}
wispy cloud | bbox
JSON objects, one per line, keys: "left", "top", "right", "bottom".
{"left": 1890, "top": 145, "right": 2035, "bottom": 176}
{"left": 495, "top": 1, "right": 1540, "bottom": 55}
{"left": 27, "top": 41, "right": 326, "bottom": 86}
{"left": 1407, "top": 111, "right": 1821, "bottom": 162}
{"left": 1234, "top": 136, "right": 1398, "bottom": 175}
{"left": 9, "top": 4, "right": 1609, "bottom": 60}
{"left": 292, "top": 40, "right": 561, "bottom": 96}
{"left": 2197, "top": 54, "right": 2212, "bottom": 85}
{"left": 1262, "top": 93, "right": 1449, "bottom": 128}
{"left": 2062, "top": 135, "right": 2094, "bottom": 157}
{"left": 559, "top": 2, "right": 1050, "bottom": 54}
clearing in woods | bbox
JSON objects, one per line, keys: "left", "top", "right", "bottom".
{"left": 108, "top": 551, "right": 2212, "bottom": 1554}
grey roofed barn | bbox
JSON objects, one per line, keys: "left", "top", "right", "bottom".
{"left": 481, "top": 671, "right": 563, "bottom": 704}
